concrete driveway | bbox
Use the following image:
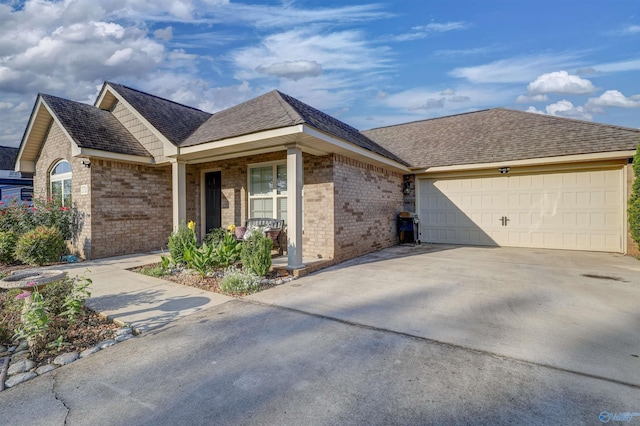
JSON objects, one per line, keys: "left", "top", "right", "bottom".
{"left": 249, "top": 244, "right": 640, "bottom": 387}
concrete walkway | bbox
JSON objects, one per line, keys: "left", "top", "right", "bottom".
{"left": 47, "top": 253, "right": 233, "bottom": 333}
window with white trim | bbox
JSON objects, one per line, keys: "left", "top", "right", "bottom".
{"left": 248, "top": 163, "right": 288, "bottom": 221}
{"left": 50, "top": 160, "right": 72, "bottom": 206}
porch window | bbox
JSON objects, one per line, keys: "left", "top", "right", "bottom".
{"left": 249, "top": 163, "right": 288, "bottom": 220}
{"left": 50, "top": 160, "right": 72, "bottom": 206}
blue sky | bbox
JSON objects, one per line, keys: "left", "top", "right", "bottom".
{"left": 0, "top": 0, "right": 639, "bottom": 148}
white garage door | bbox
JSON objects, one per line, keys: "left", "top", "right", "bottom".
{"left": 418, "top": 168, "right": 623, "bottom": 252}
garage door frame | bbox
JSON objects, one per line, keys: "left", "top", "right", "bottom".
{"left": 415, "top": 160, "right": 628, "bottom": 253}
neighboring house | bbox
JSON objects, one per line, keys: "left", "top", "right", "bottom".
{"left": 0, "top": 145, "right": 33, "bottom": 203}
{"left": 14, "top": 82, "right": 640, "bottom": 268}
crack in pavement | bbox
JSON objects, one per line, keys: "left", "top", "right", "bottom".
{"left": 51, "top": 371, "right": 70, "bottom": 425}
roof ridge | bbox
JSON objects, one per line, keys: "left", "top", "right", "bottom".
{"left": 272, "top": 90, "right": 305, "bottom": 124}
{"left": 106, "top": 81, "right": 211, "bottom": 115}
{"left": 364, "top": 108, "right": 496, "bottom": 132}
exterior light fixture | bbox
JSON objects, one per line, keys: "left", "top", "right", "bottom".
{"left": 402, "top": 181, "right": 411, "bottom": 195}
{"left": 498, "top": 167, "right": 510, "bottom": 174}
{"left": 82, "top": 159, "right": 91, "bottom": 168}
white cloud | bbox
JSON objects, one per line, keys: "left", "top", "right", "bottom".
{"left": 154, "top": 26, "right": 173, "bottom": 42}
{"left": 256, "top": 60, "right": 323, "bottom": 81}
{"left": 516, "top": 94, "right": 549, "bottom": 103}
{"left": 105, "top": 48, "right": 134, "bottom": 66}
{"left": 589, "top": 59, "right": 640, "bottom": 73}
{"left": 409, "top": 98, "right": 445, "bottom": 111}
{"left": 527, "top": 71, "right": 596, "bottom": 95}
{"left": 525, "top": 106, "right": 545, "bottom": 114}
{"left": 545, "top": 100, "right": 592, "bottom": 120}
{"left": 586, "top": 90, "right": 640, "bottom": 109}
{"left": 622, "top": 25, "right": 640, "bottom": 34}
{"left": 391, "top": 21, "right": 468, "bottom": 42}
{"left": 231, "top": 28, "right": 391, "bottom": 81}
{"left": 450, "top": 53, "right": 581, "bottom": 84}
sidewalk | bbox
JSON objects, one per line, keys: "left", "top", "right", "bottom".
{"left": 45, "top": 253, "right": 234, "bottom": 333}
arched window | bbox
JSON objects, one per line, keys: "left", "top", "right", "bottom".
{"left": 50, "top": 160, "right": 72, "bottom": 206}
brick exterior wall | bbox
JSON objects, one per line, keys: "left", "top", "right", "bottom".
{"left": 90, "top": 160, "right": 172, "bottom": 258}
{"left": 302, "top": 154, "right": 335, "bottom": 260}
{"left": 111, "top": 101, "right": 168, "bottom": 163}
{"left": 33, "top": 122, "right": 92, "bottom": 258}
{"left": 333, "top": 154, "right": 404, "bottom": 262}
{"left": 627, "top": 163, "right": 640, "bottom": 257}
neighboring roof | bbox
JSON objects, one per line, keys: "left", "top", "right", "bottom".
{"left": 107, "top": 82, "right": 211, "bottom": 145}
{"left": 41, "top": 94, "right": 151, "bottom": 157}
{"left": 363, "top": 108, "right": 640, "bottom": 168}
{"left": 182, "top": 90, "right": 408, "bottom": 165}
{"left": 0, "top": 146, "right": 18, "bottom": 170}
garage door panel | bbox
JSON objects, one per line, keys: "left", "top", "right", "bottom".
{"left": 418, "top": 168, "right": 622, "bottom": 252}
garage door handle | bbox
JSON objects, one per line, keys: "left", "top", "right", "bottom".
{"left": 500, "top": 216, "right": 510, "bottom": 226}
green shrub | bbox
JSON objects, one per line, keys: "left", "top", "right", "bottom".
{"left": 203, "top": 228, "right": 226, "bottom": 247}
{"left": 0, "top": 230, "right": 18, "bottom": 264}
{"left": 168, "top": 224, "right": 197, "bottom": 265}
{"left": 15, "top": 225, "right": 65, "bottom": 265}
{"left": 219, "top": 266, "right": 261, "bottom": 294}
{"left": 241, "top": 230, "right": 272, "bottom": 277}
{"left": 214, "top": 232, "right": 242, "bottom": 267}
{"left": 629, "top": 144, "right": 640, "bottom": 245}
{"left": 137, "top": 264, "right": 166, "bottom": 278}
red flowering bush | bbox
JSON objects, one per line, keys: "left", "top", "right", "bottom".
{"left": 0, "top": 196, "right": 76, "bottom": 240}
{"left": 15, "top": 226, "right": 65, "bottom": 266}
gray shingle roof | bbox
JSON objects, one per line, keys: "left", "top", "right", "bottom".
{"left": 362, "top": 108, "right": 640, "bottom": 168}
{"left": 182, "top": 90, "right": 409, "bottom": 165}
{"left": 107, "top": 82, "right": 211, "bottom": 145}
{"left": 42, "top": 94, "right": 151, "bottom": 157}
{"left": 0, "top": 146, "right": 18, "bottom": 170}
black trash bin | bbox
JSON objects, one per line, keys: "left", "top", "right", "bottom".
{"left": 397, "top": 212, "right": 420, "bottom": 245}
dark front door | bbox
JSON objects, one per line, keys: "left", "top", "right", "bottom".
{"left": 205, "top": 171, "right": 221, "bottom": 233}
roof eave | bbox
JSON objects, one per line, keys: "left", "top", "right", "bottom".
{"left": 411, "top": 150, "right": 637, "bottom": 174}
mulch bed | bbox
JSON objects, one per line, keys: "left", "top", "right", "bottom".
{"left": 129, "top": 263, "right": 293, "bottom": 297}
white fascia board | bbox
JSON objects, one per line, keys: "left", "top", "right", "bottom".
{"left": 74, "top": 148, "right": 155, "bottom": 165}
{"left": 18, "top": 160, "right": 35, "bottom": 174}
{"left": 177, "top": 125, "right": 303, "bottom": 156}
{"left": 103, "top": 83, "right": 178, "bottom": 156}
{"left": 301, "top": 125, "right": 411, "bottom": 173}
{"left": 411, "top": 150, "right": 637, "bottom": 174}
{"left": 15, "top": 95, "right": 42, "bottom": 173}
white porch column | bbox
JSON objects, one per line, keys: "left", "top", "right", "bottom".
{"left": 286, "top": 144, "right": 304, "bottom": 269}
{"left": 171, "top": 160, "right": 187, "bottom": 230}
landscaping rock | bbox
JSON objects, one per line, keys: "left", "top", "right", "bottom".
{"left": 11, "top": 350, "right": 31, "bottom": 360}
{"left": 53, "top": 352, "right": 79, "bottom": 366}
{"left": 4, "top": 372, "right": 37, "bottom": 388}
{"left": 0, "top": 351, "right": 11, "bottom": 357}
{"left": 35, "top": 364, "right": 57, "bottom": 375}
{"left": 0, "top": 345, "right": 6, "bottom": 353}
{"left": 8, "top": 346, "right": 16, "bottom": 352}
{"left": 15, "top": 341, "right": 28, "bottom": 352}
{"left": 80, "top": 346, "right": 101, "bottom": 358}
{"left": 115, "top": 327, "right": 133, "bottom": 336}
{"left": 98, "top": 340, "right": 117, "bottom": 349}
{"left": 115, "top": 334, "right": 133, "bottom": 343}
{"left": 7, "top": 359, "right": 36, "bottom": 375}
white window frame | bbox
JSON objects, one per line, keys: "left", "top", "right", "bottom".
{"left": 50, "top": 160, "right": 72, "bottom": 206}
{"left": 247, "top": 161, "right": 288, "bottom": 221}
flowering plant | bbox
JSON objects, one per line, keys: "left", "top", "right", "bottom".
{"left": 228, "top": 224, "right": 236, "bottom": 233}
{"left": 187, "top": 220, "right": 196, "bottom": 231}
